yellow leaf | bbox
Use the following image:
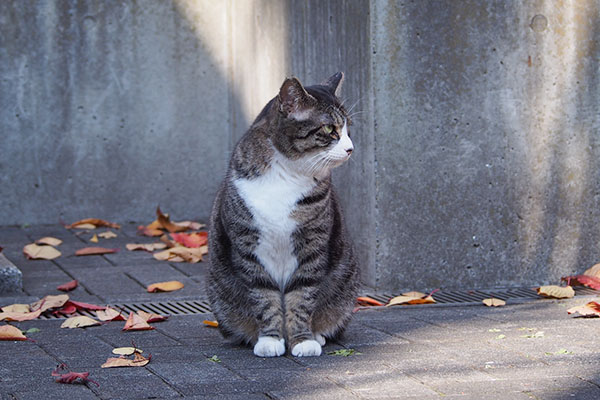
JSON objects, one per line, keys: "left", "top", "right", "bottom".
{"left": 66, "top": 218, "right": 120, "bottom": 229}
{"left": 147, "top": 281, "right": 184, "bottom": 293}
{"left": 1, "top": 304, "right": 30, "bottom": 313}
{"left": 23, "top": 243, "right": 61, "bottom": 260}
{"left": 90, "top": 234, "right": 99, "bottom": 243}
{"left": 95, "top": 307, "right": 126, "bottom": 322}
{"left": 0, "top": 309, "right": 42, "bottom": 322}
{"left": 387, "top": 294, "right": 435, "bottom": 306}
{"left": 35, "top": 237, "right": 63, "bottom": 246}
{"left": 122, "top": 312, "right": 154, "bottom": 331}
{"left": 126, "top": 243, "right": 167, "bottom": 252}
{"left": 73, "top": 223, "right": 97, "bottom": 230}
{"left": 0, "top": 324, "right": 28, "bottom": 341}
{"left": 60, "top": 316, "right": 101, "bottom": 329}
{"left": 98, "top": 231, "right": 117, "bottom": 239}
{"left": 536, "top": 285, "right": 575, "bottom": 299}
{"left": 112, "top": 347, "right": 143, "bottom": 356}
{"left": 203, "top": 320, "right": 219, "bottom": 328}
{"left": 30, "top": 294, "right": 69, "bottom": 312}
{"left": 101, "top": 352, "right": 150, "bottom": 368}
{"left": 482, "top": 298, "right": 506, "bottom": 307}
{"left": 567, "top": 301, "right": 600, "bottom": 317}
{"left": 583, "top": 263, "right": 600, "bottom": 279}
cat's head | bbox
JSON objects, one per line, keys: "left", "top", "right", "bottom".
{"left": 272, "top": 72, "right": 353, "bottom": 176}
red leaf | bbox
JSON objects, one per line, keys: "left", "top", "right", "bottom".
{"left": 57, "top": 280, "right": 78, "bottom": 292}
{"left": 170, "top": 232, "right": 208, "bottom": 248}
{"left": 561, "top": 275, "right": 600, "bottom": 290}
{"left": 52, "top": 304, "right": 77, "bottom": 316}
{"left": 356, "top": 296, "right": 384, "bottom": 307}
{"left": 75, "top": 247, "right": 118, "bottom": 256}
{"left": 67, "top": 300, "right": 106, "bottom": 311}
{"left": 52, "top": 364, "right": 99, "bottom": 386}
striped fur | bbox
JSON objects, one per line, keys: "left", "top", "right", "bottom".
{"left": 207, "top": 73, "right": 359, "bottom": 357}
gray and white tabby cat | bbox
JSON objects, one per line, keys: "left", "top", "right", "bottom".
{"left": 207, "top": 72, "right": 359, "bottom": 357}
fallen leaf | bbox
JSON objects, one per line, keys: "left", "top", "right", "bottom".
{"left": 112, "top": 347, "right": 143, "bottom": 356}
{"left": 52, "top": 304, "right": 77, "bottom": 316}
{"left": 66, "top": 218, "right": 120, "bottom": 229}
{"left": 30, "top": 294, "right": 69, "bottom": 312}
{"left": 153, "top": 247, "right": 204, "bottom": 263}
{"left": 495, "top": 334, "right": 506, "bottom": 340}
{"left": 57, "top": 280, "right": 78, "bottom": 292}
{"left": 207, "top": 355, "right": 221, "bottom": 363}
{"left": 170, "top": 232, "right": 208, "bottom": 248}
{"left": 75, "top": 247, "right": 118, "bottom": 256}
{"left": 567, "top": 301, "right": 600, "bottom": 317}
{"left": 96, "top": 307, "right": 126, "bottom": 321}
{"left": 156, "top": 207, "right": 189, "bottom": 233}
{"left": 0, "top": 324, "right": 28, "bottom": 341}
{"left": 488, "top": 328, "right": 502, "bottom": 332}
{"left": 356, "top": 297, "right": 384, "bottom": 307}
{"left": 60, "top": 316, "right": 101, "bottom": 329}
{"left": 387, "top": 291, "right": 436, "bottom": 306}
{"left": 0, "top": 309, "right": 42, "bottom": 322}
{"left": 1, "top": 304, "right": 30, "bottom": 313}
{"left": 562, "top": 275, "right": 600, "bottom": 290}
{"left": 177, "top": 221, "right": 205, "bottom": 230}
{"left": 98, "top": 230, "right": 117, "bottom": 239}
{"left": 52, "top": 364, "right": 99, "bottom": 386}
{"left": 101, "top": 352, "right": 151, "bottom": 368}
{"left": 122, "top": 312, "right": 154, "bottom": 331}
{"left": 546, "top": 348, "right": 572, "bottom": 355}
{"left": 66, "top": 300, "right": 106, "bottom": 311}
{"left": 327, "top": 349, "right": 361, "bottom": 357}
{"left": 483, "top": 298, "right": 506, "bottom": 307}
{"left": 137, "top": 310, "right": 168, "bottom": 323}
{"left": 203, "top": 320, "right": 219, "bottom": 328}
{"left": 522, "top": 331, "right": 544, "bottom": 338}
{"left": 583, "top": 263, "right": 600, "bottom": 279}
{"left": 137, "top": 225, "right": 164, "bottom": 237}
{"left": 536, "top": 285, "right": 575, "bottom": 299}
{"left": 23, "top": 243, "right": 61, "bottom": 260}
{"left": 147, "top": 281, "right": 184, "bottom": 293}
{"left": 72, "top": 223, "right": 97, "bottom": 230}
{"left": 35, "top": 237, "right": 63, "bottom": 246}
{"left": 126, "top": 243, "right": 167, "bottom": 252}
{"left": 22, "top": 327, "right": 40, "bottom": 334}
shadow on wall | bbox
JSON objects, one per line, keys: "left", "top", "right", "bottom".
{"left": 0, "top": 1, "right": 256, "bottom": 225}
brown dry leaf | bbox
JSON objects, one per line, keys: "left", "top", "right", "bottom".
{"left": 147, "top": 281, "right": 184, "bottom": 293}
{"left": 112, "top": 347, "right": 143, "bottom": 356}
{"left": 101, "top": 352, "right": 151, "bottom": 368}
{"left": 75, "top": 247, "right": 118, "bottom": 256}
{"left": 0, "top": 324, "right": 28, "bottom": 341}
{"left": 583, "top": 263, "right": 600, "bottom": 279}
{"left": 387, "top": 291, "right": 436, "bottom": 306}
{"left": 482, "top": 298, "right": 506, "bottom": 307}
{"left": 98, "top": 230, "right": 117, "bottom": 239}
{"left": 96, "top": 307, "right": 126, "bottom": 322}
{"left": 57, "top": 280, "right": 78, "bottom": 292}
{"left": 156, "top": 207, "right": 189, "bottom": 233}
{"left": 23, "top": 243, "right": 61, "bottom": 260}
{"left": 137, "top": 310, "right": 168, "bottom": 323}
{"left": 203, "top": 320, "right": 219, "bottom": 328}
{"left": 66, "top": 218, "right": 121, "bottom": 229}
{"left": 137, "top": 225, "right": 164, "bottom": 237}
{"left": 35, "top": 237, "right": 63, "bottom": 246}
{"left": 73, "top": 223, "right": 97, "bottom": 229}
{"left": 122, "top": 312, "right": 154, "bottom": 331}
{"left": 90, "top": 234, "right": 99, "bottom": 243}
{"left": 536, "top": 285, "right": 575, "bottom": 299}
{"left": 30, "top": 294, "right": 69, "bottom": 312}
{"left": 0, "top": 309, "right": 42, "bottom": 322}
{"left": 567, "top": 301, "right": 600, "bottom": 317}
{"left": 126, "top": 243, "right": 167, "bottom": 252}
{"left": 153, "top": 247, "right": 204, "bottom": 263}
{"left": 1, "top": 304, "right": 30, "bottom": 313}
{"left": 60, "top": 316, "right": 101, "bottom": 329}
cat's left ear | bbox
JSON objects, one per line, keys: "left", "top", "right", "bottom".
{"left": 278, "top": 77, "right": 315, "bottom": 120}
{"left": 323, "top": 72, "right": 344, "bottom": 98}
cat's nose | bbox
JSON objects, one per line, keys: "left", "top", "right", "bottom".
{"left": 346, "top": 148, "right": 353, "bottom": 156}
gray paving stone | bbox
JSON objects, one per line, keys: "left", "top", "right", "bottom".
{"left": 67, "top": 269, "right": 144, "bottom": 296}
{"left": 13, "top": 384, "right": 99, "bottom": 400}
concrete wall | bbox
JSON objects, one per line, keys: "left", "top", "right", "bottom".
{"left": 1, "top": 0, "right": 599, "bottom": 291}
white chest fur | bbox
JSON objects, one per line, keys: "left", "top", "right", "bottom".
{"left": 234, "top": 153, "right": 315, "bottom": 288}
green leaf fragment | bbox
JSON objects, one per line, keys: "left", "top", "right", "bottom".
{"left": 327, "top": 349, "right": 361, "bottom": 357}
{"left": 22, "top": 328, "right": 40, "bottom": 334}
{"left": 207, "top": 355, "right": 221, "bottom": 363}
{"left": 488, "top": 328, "right": 502, "bottom": 332}
{"left": 495, "top": 334, "right": 506, "bottom": 340}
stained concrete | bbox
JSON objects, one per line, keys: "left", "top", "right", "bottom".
{"left": 1, "top": 1, "right": 599, "bottom": 291}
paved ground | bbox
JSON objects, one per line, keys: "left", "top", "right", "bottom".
{"left": 1, "top": 224, "right": 600, "bottom": 399}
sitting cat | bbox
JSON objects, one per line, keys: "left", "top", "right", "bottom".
{"left": 207, "top": 72, "right": 359, "bottom": 357}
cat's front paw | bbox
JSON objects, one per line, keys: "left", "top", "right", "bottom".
{"left": 314, "top": 333, "right": 326, "bottom": 346}
{"left": 291, "top": 339, "right": 322, "bottom": 357}
{"left": 254, "top": 336, "right": 286, "bottom": 357}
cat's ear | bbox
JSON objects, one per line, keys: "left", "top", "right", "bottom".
{"left": 278, "top": 77, "right": 315, "bottom": 120}
{"left": 323, "top": 72, "right": 344, "bottom": 98}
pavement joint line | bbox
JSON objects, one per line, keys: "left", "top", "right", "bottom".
{"left": 122, "top": 270, "right": 150, "bottom": 291}
{"left": 145, "top": 365, "right": 187, "bottom": 397}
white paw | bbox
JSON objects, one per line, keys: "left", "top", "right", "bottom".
{"left": 254, "top": 336, "right": 285, "bottom": 357}
{"left": 292, "top": 339, "right": 322, "bottom": 357}
{"left": 315, "top": 333, "right": 326, "bottom": 346}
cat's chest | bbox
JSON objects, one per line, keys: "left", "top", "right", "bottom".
{"left": 234, "top": 160, "right": 315, "bottom": 288}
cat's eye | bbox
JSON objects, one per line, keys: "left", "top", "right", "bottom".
{"left": 323, "top": 125, "right": 334, "bottom": 134}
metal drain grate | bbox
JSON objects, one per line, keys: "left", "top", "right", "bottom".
{"left": 39, "top": 300, "right": 213, "bottom": 320}
{"left": 37, "top": 286, "right": 599, "bottom": 319}
{"left": 362, "top": 286, "right": 599, "bottom": 306}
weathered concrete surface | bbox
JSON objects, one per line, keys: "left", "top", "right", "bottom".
{"left": 372, "top": 0, "right": 600, "bottom": 290}
{"left": 0, "top": 253, "right": 22, "bottom": 293}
